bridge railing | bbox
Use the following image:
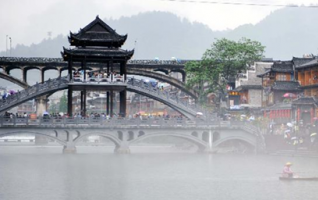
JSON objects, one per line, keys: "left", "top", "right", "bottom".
{"left": 0, "top": 76, "right": 69, "bottom": 111}
{"left": 0, "top": 116, "right": 258, "bottom": 130}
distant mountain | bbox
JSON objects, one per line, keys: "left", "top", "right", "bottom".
{"left": 1, "top": 8, "right": 318, "bottom": 60}
{"left": 224, "top": 7, "right": 318, "bottom": 59}
{"left": 105, "top": 11, "right": 222, "bottom": 59}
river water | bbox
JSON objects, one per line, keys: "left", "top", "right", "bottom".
{"left": 0, "top": 146, "right": 317, "bottom": 200}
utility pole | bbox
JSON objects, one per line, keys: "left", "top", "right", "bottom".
{"left": 9, "top": 37, "right": 12, "bottom": 56}
{"left": 6, "top": 35, "right": 8, "bottom": 56}
{"left": 134, "top": 40, "right": 137, "bottom": 59}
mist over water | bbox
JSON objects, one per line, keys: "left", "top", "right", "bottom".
{"left": 0, "top": 146, "right": 317, "bottom": 200}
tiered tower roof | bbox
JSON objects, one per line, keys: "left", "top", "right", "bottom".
{"left": 69, "top": 15, "right": 127, "bottom": 48}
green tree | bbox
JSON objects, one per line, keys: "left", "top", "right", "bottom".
{"left": 59, "top": 91, "right": 67, "bottom": 113}
{"left": 185, "top": 38, "right": 265, "bottom": 105}
{"left": 49, "top": 102, "right": 58, "bottom": 113}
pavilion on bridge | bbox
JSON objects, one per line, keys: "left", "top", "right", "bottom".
{"left": 61, "top": 15, "right": 134, "bottom": 117}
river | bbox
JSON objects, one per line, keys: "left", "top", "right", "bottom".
{"left": 0, "top": 146, "right": 317, "bottom": 200}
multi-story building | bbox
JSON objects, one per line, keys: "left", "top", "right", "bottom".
{"left": 233, "top": 60, "right": 273, "bottom": 108}
{"left": 292, "top": 57, "right": 318, "bottom": 124}
{"left": 256, "top": 56, "right": 318, "bottom": 124}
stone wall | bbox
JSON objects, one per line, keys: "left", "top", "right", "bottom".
{"left": 248, "top": 89, "right": 262, "bottom": 107}
{"left": 236, "top": 62, "right": 272, "bottom": 87}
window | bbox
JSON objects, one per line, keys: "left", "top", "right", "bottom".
{"left": 277, "top": 74, "right": 286, "bottom": 81}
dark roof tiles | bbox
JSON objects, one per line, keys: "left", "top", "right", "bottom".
{"left": 292, "top": 96, "right": 318, "bottom": 105}
{"left": 293, "top": 56, "right": 317, "bottom": 68}
{"left": 272, "top": 81, "right": 301, "bottom": 91}
{"left": 271, "top": 61, "right": 293, "bottom": 73}
{"left": 69, "top": 16, "right": 127, "bottom": 47}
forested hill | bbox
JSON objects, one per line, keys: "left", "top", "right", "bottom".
{"left": 1, "top": 7, "right": 318, "bottom": 60}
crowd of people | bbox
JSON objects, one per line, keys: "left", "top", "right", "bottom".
{"left": 269, "top": 121, "right": 318, "bottom": 149}
{"left": 73, "top": 70, "right": 124, "bottom": 82}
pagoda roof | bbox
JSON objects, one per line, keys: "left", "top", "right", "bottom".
{"left": 62, "top": 47, "right": 134, "bottom": 61}
{"left": 271, "top": 81, "right": 301, "bottom": 91}
{"left": 69, "top": 16, "right": 127, "bottom": 47}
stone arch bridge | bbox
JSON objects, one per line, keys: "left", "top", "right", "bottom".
{"left": 0, "top": 118, "right": 265, "bottom": 154}
{"left": 0, "top": 57, "right": 198, "bottom": 98}
{"left": 0, "top": 76, "right": 204, "bottom": 119}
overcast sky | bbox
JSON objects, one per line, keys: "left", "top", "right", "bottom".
{"left": 1, "top": 0, "right": 318, "bottom": 52}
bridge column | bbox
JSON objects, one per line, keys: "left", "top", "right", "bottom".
{"left": 114, "top": 131, "right": 130, "bottom": 154}
{"left": 106, "top": 91, "right": 110, "bottom": 116}
{"left": 22, "top": 68, "right": 27, "bottom": 83}
{"left": 36, "top": 96, "right": 48, "bottom": 117}
{"left": 110, "top": 90, "right": 114, "bottom": 117}
{"left": 181, "top": 71, "right": 186, "bottom": 82}
{"left": 68, "top": 88, "right": 73, "bottom": 117}
{"left": 80, "top": 91, "right": 84, "bottom": 116}
{"left": 41, "top": 69, "right": 44, "bottom": 83}
{"left": 58, "top": 68, "right": 62, "bottom": 78}
{"left": 80, "top": 90, "right": 87, "bottom": 117}
{"left": 83, "top": 90, "right": 87, "bottom": 117}
{"left": 119, "top": 90, "right": 126, "bottom": 117}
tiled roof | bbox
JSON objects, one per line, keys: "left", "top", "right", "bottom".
{"left": 263, "top": 103, "right": 292, "bottom": 111}
{"left": 297, "top": 59, "right": 318, "bottom": 69}
{"left": 235, "top": 85, "right": 262, "bottom": 92}
{"left": 271, "top": 61, "right": 293, "bottom": 73}
{"left": 62, "top": 47, "right": 134, "bottom": 59}
{"left": 257, "top": 69, "right": 271, "bottom": 77}
{"left": 272, "top": 81, "right": 301, "bottom": 91}
{"left": 293, "top": 57, "right": 317, "bottom": 68}
{"left": 69, "top": 16, "right": 127, "bottom": 47}
{"left": 292, "top": 96, "right": 318, "bottom": 105}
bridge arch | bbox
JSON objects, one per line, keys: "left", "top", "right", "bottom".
{"left": 73, "top": 132, "right": 122, "bottom": 148}
{"left": 126, "top": 86, "right": 197, "bottom": 119}
{"left": 129, "top": 132, "right": 208, "bottom": 150}
{"left": 23, "top": 66, "right": 41, "bottom": 73}
{"left": 213, "top": 135, "right": 256, "bottom": 149}
{"left": 0, "top": 72, "right": 28, "bottom": 89}
{"left": 0, "top": 76, "right": 200, "bottom": 119}
{"left": 0, "top": 131, "right": 67, "bottom": 146}
{"left": 127, "top": 69, "right": 197, "bottom": 99}
{"left": 5, "top": 65, "right": 22, "bottom": 74}
{"left": 43, "top": 66, "right": 59, "bottom": 72}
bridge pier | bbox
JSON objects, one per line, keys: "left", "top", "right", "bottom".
{"left": 35, "top": 96, "right": 48, "bottom": 116}
{"left": 63, "top": 142, "right": 77, "bottom": 154}
{"left": 114, "top": 131, "right": 130, "bottom": 154}
{"left": 114, "top": 144, "right": 130, "bottom": 154}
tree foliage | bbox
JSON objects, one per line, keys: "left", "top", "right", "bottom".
{"left": 185, "top": 38, "right": 265, "bottom": 104}
{"left": 59, "top": 91, "right": 68, "bottom": 113}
